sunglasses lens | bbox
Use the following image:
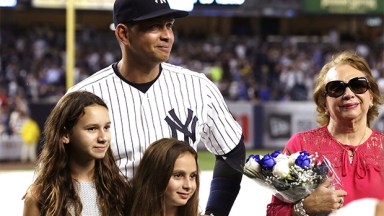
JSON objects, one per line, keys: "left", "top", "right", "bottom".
{"left": 325, "top": 77, "right": 369, "bottom": 98}
{"left": 349, "top": 77, "right": 369, "bottom": 94}
{"left": 326, "top": 81, "right": 345, "bottom": 97}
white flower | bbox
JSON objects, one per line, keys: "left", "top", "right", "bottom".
{"left": 244, "top": 156, "right": 262, "bottom": 175}
{"left": 272, "top": 158, "right": 291, "bottom": 179}
{"left": 288, "top": 152, "right": 300, "bottom": 166}
{"left": 275, "top": 153, "right": 289, "bottom": 163}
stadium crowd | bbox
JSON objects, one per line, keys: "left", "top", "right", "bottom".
{"left": 1, "top": 25, "right": 383, "bottom": 135}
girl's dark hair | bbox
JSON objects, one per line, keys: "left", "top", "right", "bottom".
{"left": 28, "top": 91, "right": 131, "bottom": 216}
{"left": 130, "top": 138, "right": 200, "bottom": 216}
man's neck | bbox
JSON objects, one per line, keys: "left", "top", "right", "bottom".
{"left": 117, "top": 60, "right": 161, "bottom": 83}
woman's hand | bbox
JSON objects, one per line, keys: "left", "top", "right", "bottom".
{"left": 303, "top": 178, "right": 347, "bottom": 215}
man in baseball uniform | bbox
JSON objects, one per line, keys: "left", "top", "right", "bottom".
{"left": 68, "top": 0, "right": 246, "bottom": 215}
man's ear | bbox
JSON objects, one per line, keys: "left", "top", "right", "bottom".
{"left": 115, "top": 24, "right": 129, "bottom": 45}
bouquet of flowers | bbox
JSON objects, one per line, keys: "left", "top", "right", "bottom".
{"left": 243, "top": 150, "right": 340, "bottom": 203}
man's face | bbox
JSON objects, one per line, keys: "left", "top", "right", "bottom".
{"left": 126, "top": 16, "right": 176, "bottom": 64}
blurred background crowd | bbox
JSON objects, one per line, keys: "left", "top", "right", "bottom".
{"left": 2, "top": 31, "right": 383, "bottom": 136}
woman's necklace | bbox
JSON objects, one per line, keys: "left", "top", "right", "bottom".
{"left": 333, "top": 128, "right": 367, "bottom": 164}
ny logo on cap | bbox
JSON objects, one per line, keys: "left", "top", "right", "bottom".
{"left": 155, "top": 0, "right": 167, "bottom": 3}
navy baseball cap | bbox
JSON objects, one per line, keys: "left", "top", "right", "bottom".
{"left": 113, "top": 0, "right": 189, "bottom": 27}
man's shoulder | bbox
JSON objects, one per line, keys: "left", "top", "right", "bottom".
{"left": 68, "top": 65, "right": 115, "bottom": 92}
{"left": 162, "top": 62, "right": 205, "bottom": 78}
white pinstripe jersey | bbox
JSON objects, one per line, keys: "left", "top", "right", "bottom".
{"left": 68, "top": 62, "right": 242, "bottom": 178}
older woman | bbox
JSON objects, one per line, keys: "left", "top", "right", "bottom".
{"left": 267, "top": 51, "right": 384, "bottom": 216}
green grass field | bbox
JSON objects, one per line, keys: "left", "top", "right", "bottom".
{"left": 197, "top": 149, "right": 278, "bottom": 170}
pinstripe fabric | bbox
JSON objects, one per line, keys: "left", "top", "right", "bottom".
{"left": 68, "top": 62, "right": 242, "bottom": 178}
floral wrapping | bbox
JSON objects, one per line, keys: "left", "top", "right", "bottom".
{"left": 243, "top": 150, "right": 341, "bottom": 203}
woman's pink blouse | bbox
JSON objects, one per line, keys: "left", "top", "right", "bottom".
{"left": 266, "top": 126, "right": 384, "bottom": 216}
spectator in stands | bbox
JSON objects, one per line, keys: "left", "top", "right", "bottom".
{"left": 19, "top": 112, "right": 40, "bottom": 163}
{"left": 267, "top": 51, "right": 384, "bottom": 215}
{"left": 130, "top": 138, "right": 200, "bottom": 216}
{"left": 0, "top": 87, "right": 8, "bottom": 109}
{"left": 22, "top": 91, "right": 131, "bottom": 216}
{"left": 0, "top": 87, "right": 9, "bottom": 135}
{"left": 8, "top": 92, "right": 29, "bottom": 136}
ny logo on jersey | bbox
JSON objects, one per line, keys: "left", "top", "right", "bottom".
{"left": 155, "top": 0, "right": 167, "bottom": 3}
{"left": 165, "top": 108, "right": 198, "bottom": 143}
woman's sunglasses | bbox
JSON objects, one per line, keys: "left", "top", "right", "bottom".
{"left": 325, "top": 77, "right": 370, "bottom": 98}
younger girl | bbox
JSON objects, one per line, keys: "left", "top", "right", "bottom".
{"left": 23, "top": 91, "right": 131, "bottom": 216}
{"left": 130, "top": 138, "right": 200, "bottom": 216}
